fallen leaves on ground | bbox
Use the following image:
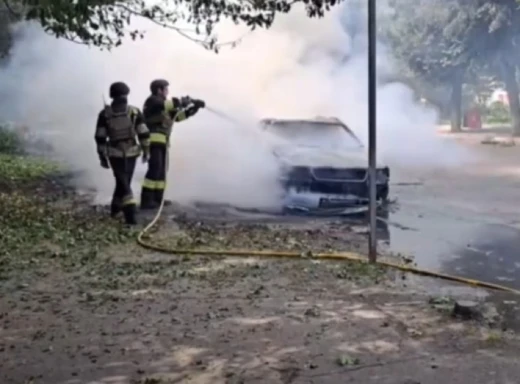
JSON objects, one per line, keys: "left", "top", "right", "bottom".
{"left": 0, "top": 154, "right": 134, "bottom": 285}
{"left": 0, "top": 152, "right": 390, "bottom": 294}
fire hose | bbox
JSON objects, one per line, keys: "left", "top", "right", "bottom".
{"left": 136, "top": 106, "right": 520, "bottom": 295}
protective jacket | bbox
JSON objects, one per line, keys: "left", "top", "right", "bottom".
{"left": 95, "top": 98, "right": 150, "bottom": 224}
{"left": 140, "top": 94, "right": 201, "bottom": 209}
{"left": 142, "top": 95, "right": 199, "bottom": 145}
{"left": 95, "top": 99, "right": 150, "bottom": 158}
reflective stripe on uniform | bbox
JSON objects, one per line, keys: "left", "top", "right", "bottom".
{"left": 150, "top": 132, "right": 167, "bottom": 144}
{"left": 164, "top": 99, "right": 186, "bottom": 122}
{"left": 142, "top": 178, "right": 156, "bottom": 189}
{"left": 107, "top": 145, "right": 141, "bottom": 158}
{"left": 142, "top": 179, "right": 166, "bottom": 190}
{"left": 175, "top": 110, "right": 187, "bottom": 122}
{"left": 164, "top": 99, "right": 175, "bottom": 112}
{"left": 122, "top": 194, "right": 136, "bottom": 206}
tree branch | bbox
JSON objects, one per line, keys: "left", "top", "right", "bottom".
{"left": 115, "top": 2, "right": 249, "bottom": 51}
{"left": 1, "top": 0, "right": 21, "bottom": 18}
{"left": 3, "top": 0, "right": 342, "bottom": 51}
{"left": 41, "top": 29, "right": 90, "bottom": 46}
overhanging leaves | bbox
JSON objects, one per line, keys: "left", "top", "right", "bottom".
{"left": 2, "top": 0, "right": 345, "bottom": 51}
{"left": 383, "top": 0, "right": 471, "bottom": 85}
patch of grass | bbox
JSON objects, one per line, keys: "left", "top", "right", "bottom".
{"left": 0, "top": 153, "right": 60, "bottom": 182}
{"left": 0, "top": 124, "right": 60, "bottom": 183}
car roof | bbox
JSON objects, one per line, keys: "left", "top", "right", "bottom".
{"left": 260, "top": 116, "right": 364, "bottom": 146}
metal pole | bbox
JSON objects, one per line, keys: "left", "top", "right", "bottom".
{"left": 367, "top": 0, "right": 377, "bottom": 263}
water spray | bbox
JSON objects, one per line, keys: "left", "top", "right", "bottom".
{"left": 205, "top": 106, "right": 243, "bottom": 127}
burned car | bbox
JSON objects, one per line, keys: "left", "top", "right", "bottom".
{"left": 260, "top": 117, "right": 390, "bottom": 210}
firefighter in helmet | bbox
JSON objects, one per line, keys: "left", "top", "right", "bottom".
{"left": 140, "top": 79, "right": 205, "bottom": 209}
{"left": 94, "top": 82, "right": 150, "bottom": 224}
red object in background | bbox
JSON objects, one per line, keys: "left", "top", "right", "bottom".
{"left": 464, "top": 108, "right": 482, "bottom": 130}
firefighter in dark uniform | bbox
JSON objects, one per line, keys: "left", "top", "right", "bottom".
{"left": 95, "top": 82, "right": 150, "bottom": 224}
{"left": 140, "top": 79, "right": 205, "bottom": 209}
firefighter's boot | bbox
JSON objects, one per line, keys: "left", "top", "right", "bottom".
{"left": 123, "top": 204, "right": 137, "bottom": 225}
{"left": 110, "top": 201, "right": 122, "bottom": 218}
{"left": 140, "top": 188, "right": 159, "bottom": 210}
{"left": 154, "top": 189, "right": 165, "bottom": 206}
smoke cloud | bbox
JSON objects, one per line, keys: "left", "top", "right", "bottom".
{"left": 0, "top": 1, "right": 472, "bottom": 209}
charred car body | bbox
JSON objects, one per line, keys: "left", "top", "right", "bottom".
{"left": 260, "top": 117, "right": 390, "bottom": 210}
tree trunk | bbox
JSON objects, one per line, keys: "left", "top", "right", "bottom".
{"left": 449, "top": 78, "right": 462, "bottom": 132}
{"left": 501, "top": 61, "right": 520, "bottom": 136}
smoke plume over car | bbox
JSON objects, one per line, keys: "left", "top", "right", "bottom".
{"left": 0, "top": 1, "right": 471, "bottom": 209}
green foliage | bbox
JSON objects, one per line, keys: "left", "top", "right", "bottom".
{"left": 383, "top": 0, "right": 520, "bottom": 87}
{"left": 2, "top": 0, "right": 344, "bottom": 51}
{"left": 0, "top": 124, "right": 24, "bottom": 154}
{"left": 0, "top": 2, "right": 16, "bottom": 57}
{"left": 0, "top": 124, "right": 60, "bottom": 180}
{"left": 383, "top": 0, "right": 471, "bottom": 85}
{"left": 463, "top": 75, "right": 501, "bottom": 108}
{"left": 485, "top": 101, "right": 511, "bottom": 124}
{"left": 459, "top": 1, "right": 520, "bottom": 69}
{"left": 383, "top": 0, "right": 520, "bottom": 133}
{"left": 0, "top": 153, "right": 60, "bottom": 180}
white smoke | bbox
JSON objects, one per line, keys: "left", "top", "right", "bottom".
{"left": 0, "top": 1, "right": 471, "bottom": 209}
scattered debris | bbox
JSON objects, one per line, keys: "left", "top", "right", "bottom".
{"left": 407, "top": 328, "right": 424, "bottom": 338}
{"left": 451, "top": 300, "right": 502, "bottom": 327}
{"left": 429, "top": 296, "right": 456, "bottom": 312}
{"left": 304, "top": 306, "right": 321, "bottom": 318}
{"left": 351, "top": 225, "right": 369, "bottom": 234}
{"left": 452, "top": 300, "right": 481, "bottom": 320}
{"left": 336, "top": 355, "right": 360, "bottom": 366}
{"left": 393, "top": 182, "right": 424, "bottom": 186}
{"left": 388, "top": 221, "right": 418, "bottom": 231}
{"left": 3, "top": 130, "right": 520, "bottom": 384}
{"left": 484, "top": 330, "right": 503, "bottom": 345}
{"left": 481, "top": 135, "right": 515, "bottom": 147}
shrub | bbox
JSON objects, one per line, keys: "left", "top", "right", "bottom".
{"left": 0, "top": 123, "right": 24, "bottom": 154}
{"left": 485, "top": 101, "right": 511, "bottom": 124}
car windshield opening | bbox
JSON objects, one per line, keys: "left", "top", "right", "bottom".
{"left": 264, "top": 121, "right": 363, "bottom": 150}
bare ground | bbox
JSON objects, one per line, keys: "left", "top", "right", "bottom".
{"left": 3, "top": 215, "right": 520, "bottom": 384}
{"left": 2, "top": 154, "right": 520, "bottom": 384}
{"left": 2, "top": 249, "right": 520, "bottom": 384}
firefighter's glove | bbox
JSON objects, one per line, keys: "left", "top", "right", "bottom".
{"left": 141, "top": 151, "right": 149, "bottom": 164}
{"left": 99, "top": 156, "right": 110, "bottom": 169}
{"left": 193, "top": 99, "right": 205, "bottom": 109}
{"left": 179, "top": 96, "right": 192, "bottom": 108}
